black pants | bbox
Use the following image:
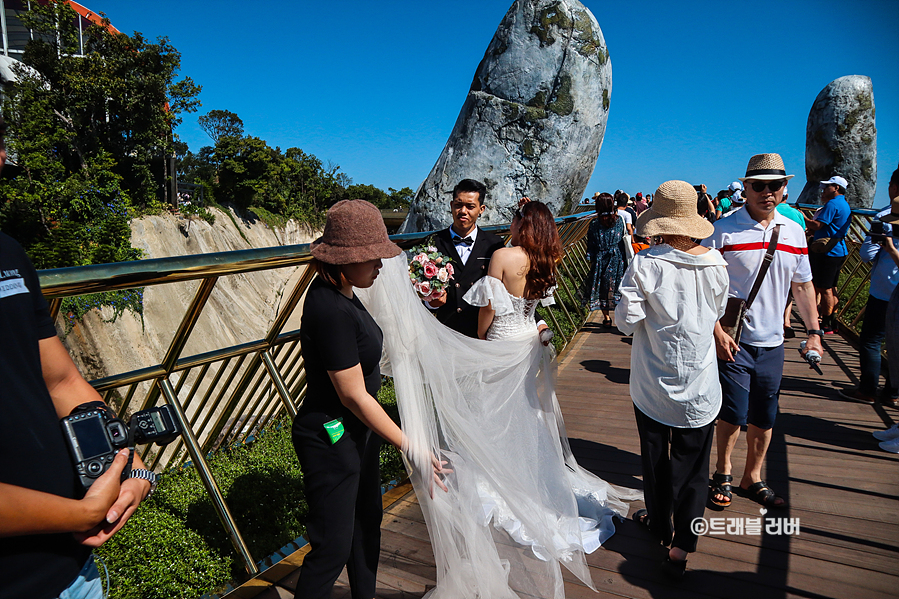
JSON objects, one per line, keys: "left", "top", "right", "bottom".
{"left": 633, "top": 405, "right": 715, "bottom": 553}
{"left": 292, "top": 413, "right": 383, "bottom": 599}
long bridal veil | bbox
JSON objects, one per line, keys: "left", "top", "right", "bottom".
{"left": 357, "top": 255, "right": 642, "bottom": 598}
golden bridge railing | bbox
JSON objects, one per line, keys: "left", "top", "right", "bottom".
{"left": 37, "top": 210, "right": 596, "bottom": 578}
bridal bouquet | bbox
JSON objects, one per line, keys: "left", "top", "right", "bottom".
{"left": 408, "top": 243, "right": 454, "bottom": 301}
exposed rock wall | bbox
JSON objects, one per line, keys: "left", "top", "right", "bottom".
{"left": 60, "top": 208, "right": 316, "bottom": 385}
{"left": 401, "top": 0, "right": 611, "bottom": 232}
{"left": 797, "top": 75, "right": 876, "bottom": 208}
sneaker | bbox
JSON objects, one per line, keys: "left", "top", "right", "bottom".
{"left": 878, "top": 437, "right": 899, "bottom": 453}
{"left": 838, "top": 388, "right": 876, "bottom": 404}
{"left": 873, "top": 424, "right": 899, "bottom": 441}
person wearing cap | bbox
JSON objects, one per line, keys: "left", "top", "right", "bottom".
{"left": 426, "top": 179, "right": 506, "bottom": 338}
{"left": 702, "top": 154, "right": 823, "bottom": 509}
{"left": 616, "top": 180, "right": 729, "bottom": 578}
{"left": 804, "top": 176, "right": 852, "bottom": 334}
{"left": 839, "top": 168, "right": 899, "bottom": 407}
{"left": 716, "top": 181, "right": 743, "bottom": 219}
{"left": 294, "top": 199, "right": 449, "bottom": 598}
{"left": 634, "top": 192, "right": 649, "bottom": 215}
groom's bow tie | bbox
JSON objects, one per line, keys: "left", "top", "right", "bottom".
{"left": 455, "top": 236, "right": 474, "bottom": 247}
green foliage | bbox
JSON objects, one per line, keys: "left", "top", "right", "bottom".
{"left": 96, "top": 504, "right": 233, "bottom": 599}
{"left": 344, "top": 184, "right": 414, "bottom": 210}
{"left": 0, "top": 0, "right": 199, "bottom": 323}
{"left": 60, "top": 288, "right": 145, "bottom": 333}
{"left": 95, "top": 408, "right": 407, "bottom": 598}
{"left": 198, "top": 109, "right": 244, "bottom": 143}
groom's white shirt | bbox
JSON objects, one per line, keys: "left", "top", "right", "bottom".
{"left": 450, "top": 226, "right": 479, "bottom": 266}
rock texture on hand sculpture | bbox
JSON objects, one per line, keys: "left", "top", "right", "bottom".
{"left": 797, "top": 75, "right": 876, "bottom": 208}
{"left": 401, "top": 0, "right": 611, "bottom": 233}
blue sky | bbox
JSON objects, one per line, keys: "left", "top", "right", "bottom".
{"left": 87, "top": 0, "right": 899, "bottom": 206}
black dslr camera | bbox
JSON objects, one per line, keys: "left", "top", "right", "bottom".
{"left": 61, "top": 402, "right": 181, "bottom": 490}
{"left": 869, "top": 221, "right": 896, "bottom": 245}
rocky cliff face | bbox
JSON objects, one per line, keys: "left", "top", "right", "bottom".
{"left": 797, "top": 75, "right": 877, "bottom": 208}
{"left": 60, "top": 208, "right": 317, "bottom": 384}
{"left": 400, "top": 0, "right": 611, "bottom": 232}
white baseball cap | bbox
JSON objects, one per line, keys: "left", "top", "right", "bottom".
{"left": 728, "top": 181, "right": 743, "bottom": 192}
{"left": 820, "top": 176, "right": 848, "bottom": 189}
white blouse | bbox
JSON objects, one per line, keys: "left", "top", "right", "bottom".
{"left": 615, "top": 245, "right": 730, "bottom": 428}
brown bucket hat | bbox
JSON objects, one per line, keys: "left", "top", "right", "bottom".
{"left": 310, "top": 199, "right": 402, "bottom": 265}
{"left": 635, "top": 180, "right": 715, "bottom": 239}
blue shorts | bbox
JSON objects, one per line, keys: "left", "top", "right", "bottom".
{"left": 57, "top": 554, "right": 104, "bottom": 599}
{"left": 718, "top": 343, "right": 784, "bottom": 430}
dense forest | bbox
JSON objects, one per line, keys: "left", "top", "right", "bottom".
{"left": 0, "top": 0, "right": 412, "bottom": 272}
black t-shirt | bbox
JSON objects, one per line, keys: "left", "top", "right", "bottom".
{"left": 297, "top": 277, "right": 383, "bottom": 434}
{"left": 0, "top": 232, "right": 91, "bottom": 599}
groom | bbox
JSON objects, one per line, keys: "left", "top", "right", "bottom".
{"left": 428, "top": 179, "right": 505, "bottom": 338}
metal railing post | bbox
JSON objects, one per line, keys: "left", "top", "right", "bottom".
{"left": 158, "top": 378, "right": 259, "bottom": 576}
{"left": 261, "top": 350, "right": 298, "bottom": 418}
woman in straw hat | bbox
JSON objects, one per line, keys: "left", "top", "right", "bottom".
{"left": 615, "top": 180, "right": 730, "bottom": 578}
{"left": 581, "top": 192, "right": 627, "bottom": 326}
{"left": 293, "top": 199, "right": 449, "bottom": 598}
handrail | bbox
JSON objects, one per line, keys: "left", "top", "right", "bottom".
{"left": 37, "top": 210, "right": 596, "bottom": 580}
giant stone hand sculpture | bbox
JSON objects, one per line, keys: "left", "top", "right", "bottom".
{"left": 796, "top": 75, "right": 876, "bottom": 208}
{"left": 400, "top": 0, "right": 611, "bottom": 232}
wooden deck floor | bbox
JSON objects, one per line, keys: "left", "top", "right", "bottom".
{"left": 256, "top": 312, "right": 899, "bottom": 599}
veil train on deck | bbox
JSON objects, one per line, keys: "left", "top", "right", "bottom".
{"left": 357, "top": 254, "right": 642, "bottom": 598}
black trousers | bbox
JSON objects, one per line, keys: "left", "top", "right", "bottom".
{"left": 292, "top": 413, "right": 383, "bottom": 599}
{"left": 633, "top": 405, "right": 714, "bottom": 553}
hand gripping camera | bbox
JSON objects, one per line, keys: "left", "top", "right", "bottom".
{"left": 61, "top": 401, "right": 181, "bottom": 490}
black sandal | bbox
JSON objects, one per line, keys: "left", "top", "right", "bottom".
{"left": 661, "top": 556, "right": 687, "bottom": 579}
{"left": 632, "top": 508, "right": 650, "bottom": 528}
{"left": 709, "top": 472, "right": 733, "bottom": 507}
{"left": 743, "top": 480, "right": 787, "bottom": 508}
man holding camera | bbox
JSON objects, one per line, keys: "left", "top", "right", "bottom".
{"left": 839, "top": 168, "right": 899, "bottom": 406}
{"left": 0, "top": 117, "right": 152, "bottom": 599}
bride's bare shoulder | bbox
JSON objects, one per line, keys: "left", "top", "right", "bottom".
{"left": 491, "top": 246, "right": 527, "bottom": 265}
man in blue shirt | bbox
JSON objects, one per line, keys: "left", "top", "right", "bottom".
{"left": 805, "top": 176, "right": 852, "bottom": 333}
{"left": 839, "top": 168, "right": 899, "bottom": 405}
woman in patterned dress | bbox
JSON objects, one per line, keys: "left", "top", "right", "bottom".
{"left": 582, "top": 193, "right": 626, "bottom": 325}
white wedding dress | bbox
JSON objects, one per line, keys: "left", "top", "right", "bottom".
{"left": 357, "top": 256, "right": 642, "bottom": 599}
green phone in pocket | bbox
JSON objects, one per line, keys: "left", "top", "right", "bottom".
{"left": 323, "top": 418, "right": 344, "bottom": 444}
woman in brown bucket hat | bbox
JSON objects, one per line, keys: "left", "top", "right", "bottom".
{"left": 616, "top": 180, "right": 730, "bottom": 578}
{"left": 292, "top": 200, "right": 449, "bottom": 598}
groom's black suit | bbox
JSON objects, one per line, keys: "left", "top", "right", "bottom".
{"left": 432, "top": 227, "right": 505, "bottom": 338}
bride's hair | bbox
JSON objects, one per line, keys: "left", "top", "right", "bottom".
{"left": 515, "top": 201, "right": 563, "bottom": 299}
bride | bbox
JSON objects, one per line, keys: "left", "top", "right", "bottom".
{"left": 357, "top": 200, "right": 641, "bottom": 598}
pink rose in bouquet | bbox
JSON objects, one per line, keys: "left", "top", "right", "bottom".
{"left": 408, "top": 241, "right": 455, "bottom": 301}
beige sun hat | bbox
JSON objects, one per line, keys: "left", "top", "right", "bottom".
{"left": 635, "top": 180, "right": 715, "bottom": 239}
{"left": 738, "top": 153, "right": 795, "bottom": 182}
{"left": 310, "top": 199, "right": 402, "bottom": 264}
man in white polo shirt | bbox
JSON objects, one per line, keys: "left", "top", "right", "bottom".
{"left": 702, "top": 153, "right": 823, "bottom": 509}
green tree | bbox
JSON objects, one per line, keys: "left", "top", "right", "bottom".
{"left": 0, "top": 0, "right": 201, "bottom": 268}
{"left": 198, "top": 110, "right": 244, "bottom": 144}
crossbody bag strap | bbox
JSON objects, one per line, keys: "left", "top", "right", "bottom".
{"left": 745, "top": 224, "right": 781, "bottom": 309}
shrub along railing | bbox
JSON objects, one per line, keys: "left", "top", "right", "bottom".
{"left": 37, "top": 211, "right": 596, "bottom": 582}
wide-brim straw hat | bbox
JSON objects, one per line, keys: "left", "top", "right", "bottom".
{"left": 738, "top": 153, "right": 795, "bottom": 182}
{"left": 310, "top": 199, "right": 402, "bottom": 264}
{"left": 636, "top": 180, "right": 715, "bottom": 239}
